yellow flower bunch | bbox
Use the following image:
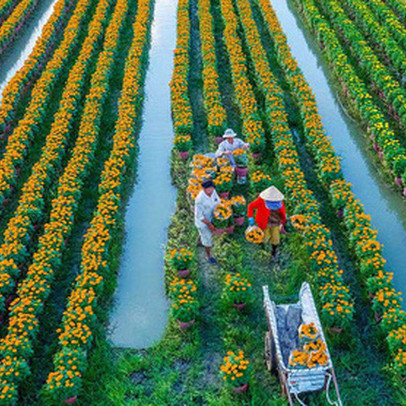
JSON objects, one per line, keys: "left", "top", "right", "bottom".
{"left": 299, "top": 323, "right": 319, "bottom": 341}
{"left": 289, "top": 336, "right": 328, "bottom": 369}
{"left": 220, "top": 350, "right": 250, "bottom": 385}
{"left": 232, "top": 148, "right": 246, "bottom": 156}
{"left": 216, "top": 157, "right": 230, "bottom": 167}
{"left": 214, "top": 203, "right": 233, "bottom": 221}
{"left": 245, "top": 226, "right": 264, "bottom": 244}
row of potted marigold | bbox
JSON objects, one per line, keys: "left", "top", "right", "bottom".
{"left": 225, "top": 0, "right": 354, "bottom": 330}
{"left": 40, "top": 1, "right": 154, "bottom": 403}
{"left": 0, "top": 0, "right": 116, "bottom": 314}
{"left": 0, "top": 0, "right": 39, "bottom": 55}
{"left": 0, "top": 0, "right": 76, "bottom": 134}
{"left": 363, "top": 0, "right": 406, "bottom": 52}
{"left": 0, "top": 0, "right": 97, "bottom": 208}
{"left": 258, "top": 0, "right": 406, "bottom": 374}
{"left": 0, "top": 0, "right": 133, "bottom": 402}
{"left": 197, "top": 0, "right": 227, "bottom": 142}
{"left": 317, "top": 0, "right": 406, "bottom": 127}
{"left": 338, "top": 0, "right": 406, "bottom": 76}
{"left": 296, "top": 0, "right": 406, "bottom": 195}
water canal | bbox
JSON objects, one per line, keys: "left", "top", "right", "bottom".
{"left": 270, "top": 0, "right": 406, "bottom": 300}
{"left": 109, "top": 0, "right": 177, "bottom": 348}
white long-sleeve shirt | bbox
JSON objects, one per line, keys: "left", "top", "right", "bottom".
{"left": 215, "top": 138, "right": 249, "bottom": 166}
{"left": 194, "top": 189, "right": 221, "bottom": 228}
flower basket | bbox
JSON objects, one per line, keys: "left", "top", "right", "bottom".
{"left": 245, "top": 225, "right": 264, "bottom": 244}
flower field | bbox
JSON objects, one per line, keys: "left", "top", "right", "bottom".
{"left": 0, "top": 0, "right": 406, "bottom": 402}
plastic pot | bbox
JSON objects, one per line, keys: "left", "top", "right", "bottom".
{"left": 235, "top": 166, "right": 248, "bottom": 177}
{"left": 233, "top": 302, "right": 246, "bottom": 310}
{"left": 234, "top": 216, "right": 245, "bottom": 226}
{"left": 64, "top": 396, "right": 77, "bottom": 404}
{"left": 219, "top": 191, "right": 230, "bottom": 200}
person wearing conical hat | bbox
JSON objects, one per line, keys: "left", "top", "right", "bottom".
{"left": 215, "top": 128, "right": 249, "bottom": 166}
{"left": 247, "top": 186, "right": 287, "bottom": 258}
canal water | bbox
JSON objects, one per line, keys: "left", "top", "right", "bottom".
{"left": 0, "top": 0, "right": 58, "bottom": 100}
{"left": 270, "top": 0, "right": 406, "bottom": 297}
{"left": 109, "top": 0, "right": 177, "bottom": 348}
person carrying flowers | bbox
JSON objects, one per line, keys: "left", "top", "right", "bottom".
{"left": 194, "top": 179, "right": 221, "bottom": 264}
{"left": 215, "top": 128, "right": 249, "bottom": 167}
{"left": 247, "top": 186, "right": 287, "bottom": 258}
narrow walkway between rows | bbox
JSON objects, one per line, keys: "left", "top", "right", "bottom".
{"left": 109, "top": 0, "right": 177, "bottom": 348}
{"left": 271, "top": 0, "right": 406, "bottom": 297}
{"left": 0, "top": 0, "right": 58, "bottom": 99}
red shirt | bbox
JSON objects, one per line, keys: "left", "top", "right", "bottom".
{"left": 247, "top": 198, "right": 287, "bottom": 230}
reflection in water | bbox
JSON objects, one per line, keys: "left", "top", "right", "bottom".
{"left": 109, "top": 0, "right": 177, "bottom": 348}
{"left": 0, "top": 0, "right": 58, "bottom": 100}
{"left": 271, "top": 0, "right": 406, "bottom": 298}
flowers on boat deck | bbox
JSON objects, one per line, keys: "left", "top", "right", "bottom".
{"left": 245, "top": 225, "right": 264, "bottom": 244}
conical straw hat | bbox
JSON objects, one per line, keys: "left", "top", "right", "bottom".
{"left": 259, "top": 186, "right": 284, "bottom": 201}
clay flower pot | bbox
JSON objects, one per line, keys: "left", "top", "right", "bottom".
{"left": 251, "top": 152, "right": 262, "bottom": 161}
{"left": 329, "top": 327, "right": 342, "bottom": 334}
{"left": 234, "top": 216, "right": 245, "bottom": 226}
{"left": 233, "top": 383, "right": 248, "bottom": 393}
{"left": 177, "top": 319, "right": 195, "bottom": 330}
{"left": 177, "top": 269, "right": 190, "bottom": 278}
{"left": 215, "top": 136, "right": 223, "bottom": 145}
{"left": 395, "top": 177, "right": 403, "bottom": 187}
{"left": 219, "top": 191, "right": 230, "bottom": 200}
{"left": 233, "top": 302, "right": 246, "bottom": 310}
{"left": 225, "top": 225, "right": 235, "bottom": 235}
{"left": 178, "top": 151, "right": 189, "bottom": 160}
{"left": 64, "top": 396, "right": 77, "bottom": 404}
{"left": 214, "top": 228, "right": 225, "bottom": 236}
{"left": 234, "top": 166, "right": 248, "bottom": 177}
